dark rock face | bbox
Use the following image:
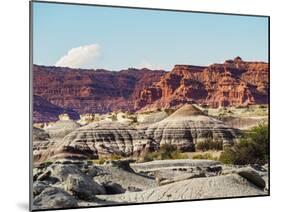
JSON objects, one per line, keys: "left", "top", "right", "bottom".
{"left": 33, "top": 187, "right": 78, "bottom": 210}
{"left": 33, "top": 58, "right": 268, "bottom": 122}
{"left": 33, "top": 95, "right": 80, "bottom": 123}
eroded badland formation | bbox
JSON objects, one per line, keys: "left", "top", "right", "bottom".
{"left": 32, "top": 57, "right": 269, "bottom": 210}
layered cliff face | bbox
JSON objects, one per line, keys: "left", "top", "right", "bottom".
{"left": 33, "top": 57, "right": 268, "bottom": 122}
{"left": 33, "top": 95, "right": 80, "bottom": 123}
{"left": 145, "top": 105, "right": 238, "bottom": 151}
{"left": 136, "top": 57, "right": 268, "bottom": 110}
{"left": 33, "top": 65, "right": 165, "bottom": 122}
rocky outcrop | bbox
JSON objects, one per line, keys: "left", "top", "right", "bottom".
{"left": 145, "top": 105, "right": 238, "bottom": 151}
{"left": 33, "top": 95, "right": 80, "bottom": 123}
{"left": 33, "top": 58, "right": 268, "bottom": 122}
{"left": 96, "top": 174, "right": 266, "bottom": 204}
{"left": 33, "top": 127, "right": 52, "bottom": 161}
{"left": 45, "top": 119, "right": 80, "bottom": 141}
{"left": 33, "top": 65, "right": 165, "bottom": 122}
{"left": 36, "top": 105, "right": 238, "bottom": 161}
{"left": 137, "top": 110, "right": 170, "bottom": 124}
{"left": 136, "top": 58, "right": 268, "bottom": 110}
{"left": 32, "top": 159, "right": 268, "bottom": 210}
{"left": 33, "top": 118, "right": 81, "bottom": 161}
{"left": 37, "top": 120, "right": 157, "bottom": 161}
{"left": 130, "top": 159, "right": 221, "bottom": 172}
{"left": 33, "top": 187, "right": 78, "bottom": 210}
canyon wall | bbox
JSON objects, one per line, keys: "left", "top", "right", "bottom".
{"left": 33, "top": 57, "right": 268, "bottom": 122}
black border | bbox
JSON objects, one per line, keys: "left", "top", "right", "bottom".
{"left": 29, "top": 1, "right": 270, "bottom": 211}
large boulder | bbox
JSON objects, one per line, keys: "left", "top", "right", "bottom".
{"left": 236, "top": 167, "right": 266, "bottom": 189}
{"left": 33, "top": 181, "right": 49, "bottom": 197}
{"left": 49, "top": 164, "right": 106, "bottom": 198}
{"left": 102, "top": 181, "right": 126, "bottom": 194}
{"left": 64, "top": 173, "right": 106, "bottom": 200}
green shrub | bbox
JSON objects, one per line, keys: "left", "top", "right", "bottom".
{"left": 192, "top": 153, "right": 218, "bottom": 160}
{"left": 219, "top": 124, "right": 269, "bottom": 165}
{"left": 142, "top": 151, "right": 162, "bottom": 162}
{"left": 93, "top": 154, "right": 123, "bottom": 165}
{"left": 108, "top": 154, "right": 122, "bottom": 160}
{"left": 196, "top": 139, "right": 223, "bottom": 151}
{"left": 142, "top": 144, "right": 188, "bottom": 162}
{"left": 164, "top": 108, "right": 175, "bottom": 115}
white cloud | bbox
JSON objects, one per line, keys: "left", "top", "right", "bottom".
{"left": 55, "top": 44, "right": 100, "bottom": 68}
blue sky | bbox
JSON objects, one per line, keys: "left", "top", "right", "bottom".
{"left": 33, "top": 2, "right": 268, "bottom": 71}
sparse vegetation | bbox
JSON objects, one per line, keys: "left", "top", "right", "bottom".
{"left": 163, "top": 108, "right": 175, "bottom": 115}
{"left": 93, "top": 154, "right": 123, "bottom": 165}
{"left": 142, "top": 144, "right": 188, "bottom": 162}
{"left": 196, "top": 139, "right": 223, "bottom": 151}
{"left": 192, "top": 153, "right": 218, "bottom": 160}
{"left": 219, "top": 124, "right": 268, "bottom": 165}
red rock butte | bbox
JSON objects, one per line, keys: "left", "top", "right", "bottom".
{"left": 33, "top": 57, "right": 268, "bottom": 122}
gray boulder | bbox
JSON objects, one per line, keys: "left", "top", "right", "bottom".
{"left": 49, "top": 164, "right": 106, "bottom": 199}
{"left": 102, "top": 182, "right": 126, "bottom": 194}
{"left": 33, "top": 181, "right": 48, "bottom": 196}
{"left": 33, "top": 187, "right": 78, "bottom": 209}
{"left": 236, "top": 167, "right": 266, "bottom": 189}
{"left": 64, "top": 173, "right": 106, "bottom": 200}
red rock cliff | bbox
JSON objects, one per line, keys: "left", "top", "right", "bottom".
{"left": 135, "top": 57, "right": 268, "bottom": 110}
{"left": 33, "top": 57, "right": 268, "bottom": 122}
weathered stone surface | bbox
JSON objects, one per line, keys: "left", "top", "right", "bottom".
{"left": 145, "top": 105, "right": 239, "bottom": 150}
{"left": 33, "top": 127, "right": 52, "bottom": 161}
{"left": 32, "top": 159, "right": 269, "bottom": 209}
{"left": 37, "top": 170, "right": 51, "bottom": 181}
{"left": 33, "top": 187, "right": 78, "bottom": 210}
{"left": 33, "top": 120, "right": 80, "bottom": 162}
{"left": 96, "top": 174, "right": 266, "bottom": 204}
{"left": 130, "top": 159, "right": 220, "bottom": 172}
{"left": 157, "top": 172, "right": 206, "bottom": 186}
{"left": 37, "top": 164, "right": 106, "bottom": 200}
{"left": 46, "top": 119, "right": 80, "bottom": 140}
{"left": 39, "top": 105, "right": 238, "bottom": 161}
{"left": 93, "top": 164, "right": 158, "bottom": 192}
{"left": 236, "top": 167, "right": 266, "bottom": 189}
{"left": 102, "top": 182, "right": 126, "bottom": 194}
{"left": 64, "top": 173, "right": 106, "bottom": 200}
{"left": 137, "top": 110, "right": 169, "bottom": 124}
{"left": 33, "top": 181, "right": 48, "bottom": 196}
{"left": 39, "top": 120, "right": 157, "bottom": 161}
